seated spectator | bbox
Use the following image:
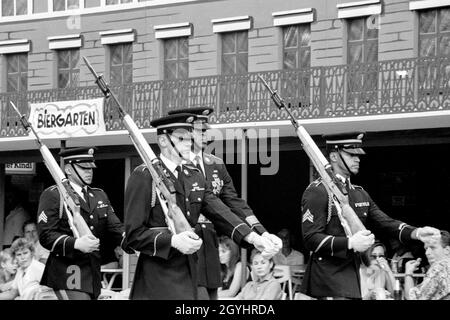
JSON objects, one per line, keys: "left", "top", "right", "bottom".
{"left": 273, "top": 228, "right": 304, "bottom": 266}
{"left": 0, "top": 248, "right": 18, "bottom": 292}
{"left": 360, "top": 241, "right": 395, "bottom": 300}
{"left": 235, "top": 249, "right": 282, "bottom": 300}
{"left": 389, "top": 238, "right": 415, "bottom": 273}
{"left": 2, "top": 190, "right": 31, "bottom": 248}
{"left": 405, "top": 230, "right": 450, "bottom": 300}
{"left": 217, "top": 236, "right": 248, "bottom": 299}
{"left": 102, "top": 246, "right": 124, "bottom": 269}
{"left": 23, "top": 220, "right": 49, "bottom": 264}
{"left": 0, "top": 238, "right": 45, "bottom": 300}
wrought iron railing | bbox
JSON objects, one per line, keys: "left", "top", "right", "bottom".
{"left": 1, "top": 55, "right": 449, "bottom": 137}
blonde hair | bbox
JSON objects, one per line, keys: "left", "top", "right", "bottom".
{"left": 0, "top": 248, "right": 13, "bottom": 264}
{"left": 10, "top": 238, "right": 35, "bottom": 256}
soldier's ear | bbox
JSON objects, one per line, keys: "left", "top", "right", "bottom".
{"left": 158, "top": 135, "right": 168, "bottom": 147}
{"left": 329, "top": 151, "right": 338, "bottom": 163}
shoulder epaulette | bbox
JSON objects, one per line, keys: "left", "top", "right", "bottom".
{"left": 307, "top": 178, "right": 323, "bottom": 188}
{"left": 90, "top": 187, "right": 104, "bottom": 192}
{"left": 203, "top": 153, "right": 223, "bottom": 164}
{"left": 352, "top": 184, "right": 363, "bottom": 190}
{"left": 134, "top": 163, "right": 148, "bottom": 173}
{"left": 44, "top": 185, "right": 58, "bottom": 192}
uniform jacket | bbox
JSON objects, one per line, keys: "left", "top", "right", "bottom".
{"left": 37, "top": 185, "right": 124, "bottom": 298}
{"left": 123, "top": 162, "right": 253, "bottom": 300}
{"left": 195, "top": 152, "right": 267, "bottom": 289}
{"left": 300, "top": 178, "right": 416, "bottom": 299}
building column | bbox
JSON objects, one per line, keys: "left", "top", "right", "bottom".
{"left": 122, "top": 156, "right": 131, "bottom": 291}
{"left": 0, "top": 164, "right": 5, "bottom": 249}
{"left": 240, "top": 129, "right": 248, "bottom": 288}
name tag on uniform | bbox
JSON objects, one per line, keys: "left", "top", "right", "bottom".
{"left": 355, "top": 202, "right": 369, "bottom": 207}
{"left": 97, "top": 200, "right": 108, "bottom": 209}
{"left": 190, "top": 182, "right": 205, "bottom": 192}
{"left": 191, "top": 186, "right": 205, "bottom": 191}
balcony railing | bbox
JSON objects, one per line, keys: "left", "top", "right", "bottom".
{"left": 1, "top": 56, "right": 450, "bottom": 138}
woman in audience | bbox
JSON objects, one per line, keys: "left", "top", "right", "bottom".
{"left": 217, "top": 236, "right": 248, "bottom": 299}
{"left": 235, "top": 249, "right": 281, "bottom": 300}
{"left": 360, "top": 241, "right": 396, "bottom": 300}
{"left": 0, "top": 238, "right": 44, "bottom": 300}
{"left": 0, "top": 248, "right": 18, "bottom": 292}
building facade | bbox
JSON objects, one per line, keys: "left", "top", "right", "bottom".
{"left": 0, "top": 0, "right": 449, "bottom": 289}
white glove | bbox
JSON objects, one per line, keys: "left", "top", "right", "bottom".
{"left": 246, "top": 232, "right": 278, "bottom": 259}
{"left": 171, "top": 231, "right": 203, "bottom": 254}
{"left": 415, "top": 226, "right": 440, "bottom": 243}
{"left": 348, "top": 230, "right": 374, "bottom": 252}
{"left": 262, "top": 232, "right": 282, "bottom": 251}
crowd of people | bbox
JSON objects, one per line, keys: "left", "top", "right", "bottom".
{"left": 0, "top": 107, "right": 449, "bottom": 301}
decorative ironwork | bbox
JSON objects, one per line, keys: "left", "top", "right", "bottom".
{"left": 1, "top": 56, "right": 450, "bottom": 137}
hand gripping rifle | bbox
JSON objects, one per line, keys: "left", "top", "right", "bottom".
{"left": 9, "top": 102, "right": 93, "bottom": 239}
{"left": 83, "top": 57, "right": 191, "bottom": 234}
{"left": 258, "top": 75, "right": 366, "bottom": 237}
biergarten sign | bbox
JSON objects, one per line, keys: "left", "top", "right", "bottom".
{"left": 28, "top": 98, "right": 106, "bottom": 139}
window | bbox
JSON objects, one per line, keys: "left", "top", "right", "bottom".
{"left": 347, "top": 17, "right": 378, "bottom": 65}
{"left": 418, "top": 8, "right": 450, "bottom": 93}
{"left": 110, "top": 43, "right": 132, "bottom": 86}
{"left": 53, "top": 0, "right": 79, "bottom": 11}
{"left": 108, "top": 43, "right": 132, "bottom": 112}
{"left": 164, "top": 37, "right": 188, "bottom": 80}
{"left": 57, "top": 49, "right": 79, "bottom": 88}
{"left": 282, "top": 24, "right": 311, "bottom": 106}
{"left": 221, "top": 31, "right": 248, "bottom": 75}
{"left": 283, "top": 24, "right": 311, "bottom": 70}
{"left": 219, "top": 31, "right": 248, "bottom": 112}
{"left": 6, "top": 53, "right": 28, "bottom": 92}
{"left": 162, "top": 37, "right": 189, "bottom": 110}
{"left": 106, "top": 0, "right": 132, "bottom": 5}
{"left": 1, "top": 0, "right": 27, "bottom": 16}
{"left": 347, "top": 16, "right": 379, "bottom": 103}
{"left": 419, "top": 8, "right": 450, "bottom": 57}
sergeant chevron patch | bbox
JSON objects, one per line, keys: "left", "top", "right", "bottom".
{"left": 38, "top": 211, "right": 48, "bottom": 224}
{"left": 302, "top": 209, "right": 314, "bottom": 223}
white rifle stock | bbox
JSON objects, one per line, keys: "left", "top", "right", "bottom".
{"left": 258, "top": 75, "right": 366, "bottom": 236}
{"left": 83, "top": 57, "right": 191, "bottom": 234}
{"left": 9, "top": 102, "right": 93, "bottom": 239}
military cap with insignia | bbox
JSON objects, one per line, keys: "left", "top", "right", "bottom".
{"left": 59, "top": 147, "right": 97, "bottom": 168}
{"left": 150, "top": 113, "right": 196, "bottom": 135}
{"left": 168, "top": 107, "right": 213, "bottom": 130}
{"left": 323, "top": 132, "right": 366, "bottom": 155}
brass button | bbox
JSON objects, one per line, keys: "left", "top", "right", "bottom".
{"left": 90, "top": 226, "right": 94, "bottom": 230}
{"left": 187, "top": 211, "right": 190, "bottom": 216}
{"left": 202, "top": 224, "right": 206, "bottom": 228}
{"left": 90, "top": 215, "right": 94, "bottom": 219}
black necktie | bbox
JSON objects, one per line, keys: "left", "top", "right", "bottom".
{"left": 175, "top": 165, "right": 182, "bottom": 179}
{"left": 195, "top": 156, "right": 204, "bottom": 176}
{"left": 82, "top": 187, "right": 90, "bottom": 209}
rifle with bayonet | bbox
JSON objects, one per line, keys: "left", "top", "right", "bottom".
{"left": 83, "top": 57, "right": 191, "bottom": 234}
{"left": 258, "top": 75, "right": 366, "bottom": 236}
{"left": 9, "top": 101, "right": 93, "bottom": 239}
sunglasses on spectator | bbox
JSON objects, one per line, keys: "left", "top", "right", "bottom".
{"left": 370, "top": 254, "right": 385, "bottom": 258}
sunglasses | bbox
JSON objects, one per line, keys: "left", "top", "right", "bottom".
{"left": 370, "top": 254, "right": 385, "bottom": 259}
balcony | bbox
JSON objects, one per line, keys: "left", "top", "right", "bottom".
{"left": 1, "top": 56, "right": 450, "bottom": 138}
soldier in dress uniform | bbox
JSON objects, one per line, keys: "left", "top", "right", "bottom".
{"left": 37, "top": 147, "right": 124, "bottom": 300}
{"left": 300, "top": 132, "right": 440, "bottom": 299}
{"left": 168, "top": 107, "right": 282, "bottom": 300}
{"left": 122, "top": 113, "right": 278, "bottom": 300}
